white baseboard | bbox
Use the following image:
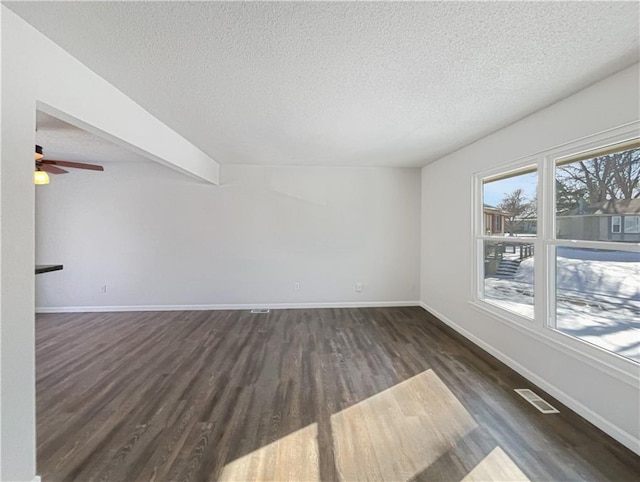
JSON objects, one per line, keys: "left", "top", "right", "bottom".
{"left": 418, "top": 301, "right": 640, "bottom": 456}
{"left": 36, "top": 300, "right": 420, "bottom": 314}
{"left": 32, "top": 477, "right": 41, "bottom": 482}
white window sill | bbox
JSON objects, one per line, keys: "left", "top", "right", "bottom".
{"left": 467, "top": 299, "right": 640, "bottom": 388}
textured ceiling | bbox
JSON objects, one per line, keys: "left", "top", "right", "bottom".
{"left": 9, "top": 1, "right": 640, "bottom": 167}
{"left": 36, "top": 111, "right": 151, "bottom": 165}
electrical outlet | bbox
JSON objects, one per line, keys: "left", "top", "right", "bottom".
{"left": 294, "top": 282, "right": 301, "bottom": 291}
{"left": 101, "top": 285, "right": 107, "bottom": 294}
{"left": 355, "top": 282, "right": 362, "bottom": 293}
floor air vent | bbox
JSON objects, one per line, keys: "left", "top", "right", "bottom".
{"left": 250, "top": 309, "right": 270, "bottom": 314}
{"left": 514, "top": 389, "right": 559, "bottom": 414}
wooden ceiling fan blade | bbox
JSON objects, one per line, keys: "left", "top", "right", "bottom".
{"left": 39, "top": 164, "right": 68, "bottom": 174}
{"left": 41, "top": 159, "right": 104, "bottom": 171}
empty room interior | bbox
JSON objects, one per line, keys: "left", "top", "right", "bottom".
{"left": 2, "top": 1, "right": 640, "bottom": 481}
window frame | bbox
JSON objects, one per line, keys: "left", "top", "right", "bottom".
{"left": 471, "top": 121, "right": 640, "bottom": 371}
{"left": 623, "top": 215, "right": 640, "bottom": 234}
{"left": 493, "top": 214, "right": 501, "bottom": 233}
{"left": 611, "top": 216, "right": 622, "bottom": 234}
{"left": 473, "top": 158, "right": 541, "bottom": 327}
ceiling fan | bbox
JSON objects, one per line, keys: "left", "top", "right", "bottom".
{"left": 34, "top": 144, "right": 104, "bottom": 184}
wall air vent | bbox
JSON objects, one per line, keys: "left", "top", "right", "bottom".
{"left": 250, "top": 309, "right": 270, "bottom": 314}
{"left": 514, "top": 389, "right": 559, "bottom": 414}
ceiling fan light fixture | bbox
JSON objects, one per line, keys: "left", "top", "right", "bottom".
{"left": 34, "top": 169, "right": 50, "bottom": 185}
{"left": 35, "top": 145, "right": 44, "bottom": 160}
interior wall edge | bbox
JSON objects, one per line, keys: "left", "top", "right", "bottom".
{"left": 0, "top": 7, "right": 225, "bottom": 479}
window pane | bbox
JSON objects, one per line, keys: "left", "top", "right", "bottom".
{"left": 483, "top": 240, "right": 534, "bottom": 318}
{"left": 555, "top": 145, "right": 640, "bottom": 242}
{"left": 624, "top": 216, "right": 640, "bottom": 234}
{"left": 483, "top": 170, "right": 537, "bottom": 236}
{"left": 555, "top": 247, "right": 640, "bottom": 362}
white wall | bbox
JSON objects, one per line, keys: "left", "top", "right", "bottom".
{"left": 0, "top": 8, "right": 219, "bottom": 481}
{"left": 3, "top": 3, "right": 638, "bottom": 480}
{"left": 35, "top": 163, "right": 420, "bottom": 310}
{"left": 421, "top": 64, "right": 640, "bottom": 453}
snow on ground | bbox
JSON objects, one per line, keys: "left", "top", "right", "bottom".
{"left": 484, "top": 248, "right": 640, "bottom": 362}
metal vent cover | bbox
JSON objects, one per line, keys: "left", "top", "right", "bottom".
{"left": 514, "top": 389, "right": 559, "bottom": 414}
{"left": 250, "top": 309, "right": 270, "bottom": 314}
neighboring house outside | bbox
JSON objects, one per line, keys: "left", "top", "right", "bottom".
{"left": 557, "top": 198, "right": 640, "bottom": 242}
{"left": 484, "top": 204, "right": 514, "bottom": 275}
{"left": 506, "top": 218, "right": 537, "bottom": 235}
{"left": 484, "top": 204, "right": 510, "bottom": 235}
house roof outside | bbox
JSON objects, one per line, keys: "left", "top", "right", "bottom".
{"left": 560, "top": 198, "right": 640, "bottom": 217}
{"left": 483, "top": 204, "right": 511, "bottom": 216}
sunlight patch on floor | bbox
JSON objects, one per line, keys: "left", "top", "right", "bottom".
{"left": 462, "top": 446, "right": 529, "bottom": 481}
{"left": 217, "top": 370, "right": 522, "bottom": 481}
{"left": 331, "top": 369, "right": 478, "bottom": 481}
{"left": 218, "top": 423, "right": 319, "bottom": 481}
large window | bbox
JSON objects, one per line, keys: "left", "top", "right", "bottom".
{"left": 479, "top": 168, "right": 537, "bottom": 319}
{"left": 552, "top": 140, "right": 639, "bottom": 361}
{"left": 475, "top": 132, "right": 640, "bottom": 364}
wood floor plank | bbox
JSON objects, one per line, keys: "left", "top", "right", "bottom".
{"left": 35, "top": 308, "right": 640, "bottom": 481}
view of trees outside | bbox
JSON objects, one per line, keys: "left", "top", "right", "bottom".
{"left": 483, "top": 171, "right": 537, "bottom": 318}
{"left": 556, "top": 147, "right": 640, "bottom": 212}
{"left": 554, "top": 145, "right": 639, "bottom": 361}
{"left": 483, "top": 171, "right": 537, "bottom": 235}
{"left": 483, "top": 144, "right": 639, "bottom": 362}
{"left": 498, "top": 188, "right": 536, "bottom": 235}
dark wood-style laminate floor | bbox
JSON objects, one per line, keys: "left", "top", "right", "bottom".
{"left": 36, "top": 307, "right": 640, "bottom": 481}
